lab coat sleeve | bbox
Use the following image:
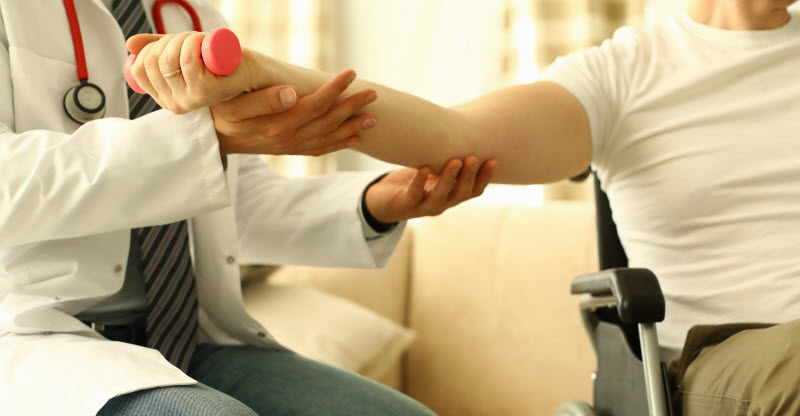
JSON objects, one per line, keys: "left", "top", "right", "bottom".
{"left": 0, "top": 109, "right": 230, "bottom": 249}
{"left": 0, "top": 22, "right": 230, "bottom": 250}
{"left": 235, "top": 155, "right": 405, "bottom": 269}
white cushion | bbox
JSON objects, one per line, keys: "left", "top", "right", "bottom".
{"left": 242, "top": 280, "right": 416, "bottom": 380}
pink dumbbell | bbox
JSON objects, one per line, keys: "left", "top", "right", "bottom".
{"left": 125, "top": 28, "right": 241, "bottom": 94}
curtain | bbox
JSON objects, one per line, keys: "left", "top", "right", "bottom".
{"left": 520, "top": 0, "right": 646, "bottom": 73}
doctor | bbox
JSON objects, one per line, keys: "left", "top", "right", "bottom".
{"left": 0, "top": 1, "right": 495, "bottom": 415}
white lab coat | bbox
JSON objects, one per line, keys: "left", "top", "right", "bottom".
{"left": 0, "top": 1, "right": 403, "bottom": 414}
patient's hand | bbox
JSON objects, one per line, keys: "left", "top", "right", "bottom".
{"left": 126, "top": 32, "right": 377, "bottom": 157}
{"left": 127, "top": 32, "right": 254, "bottom": 112}
{"left": 365, "top": 156, "right": 499, "bottom": 223}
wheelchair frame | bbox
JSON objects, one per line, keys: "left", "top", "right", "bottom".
{"left": 555, "top": 173, "right": 673, "bottom": 416}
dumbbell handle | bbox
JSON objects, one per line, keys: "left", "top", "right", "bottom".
{"left": 124, "top": 28, "right": 241, "bottom": 94}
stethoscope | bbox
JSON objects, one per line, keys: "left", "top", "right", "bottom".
{"left": 63, "top": 0, "right": 203, "bottom": 124}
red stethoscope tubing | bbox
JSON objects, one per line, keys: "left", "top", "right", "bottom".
{"left": 63, "top": 0, "right": 203, "bottom": 84}
{"left": 152, "top": 0, "right": 203, "bottom": 34}
{"left": 63, "top": 0, "right": 89, "bottom": 81}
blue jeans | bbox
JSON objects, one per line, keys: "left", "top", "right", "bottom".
{"left": 97, "top": 344, "right": 436, "bottom": 416}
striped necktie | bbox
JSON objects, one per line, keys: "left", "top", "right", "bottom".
{"left": 112, "top": 0, "right": 199, "bottom": 372}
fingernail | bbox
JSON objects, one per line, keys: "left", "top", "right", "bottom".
{"left": 365, "top": 93, "right": 377, "bottom": 104}
{"left": 279, "top": 88, "right": 296, "bottom": 106}
{"left": 451, "top": 168, "right": 461, "bottom": 176}
{"left": 346, "top": 71, "right": 356, "bottom": 84}
{"left": 362, "top": 118, "right": 377, "bottom": 129}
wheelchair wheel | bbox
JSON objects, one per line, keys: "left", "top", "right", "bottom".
{"left": 554, "top": 400, "right": 599, "bottom": 416}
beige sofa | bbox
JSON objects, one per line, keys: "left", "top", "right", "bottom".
{"left": 242, "top": 201, "right": 600, "bottom": 416}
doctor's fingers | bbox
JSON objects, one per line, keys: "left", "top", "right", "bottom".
{"left": 293, "top": 136, "right": 361, "bottom": 157}
{"left": 443, "top": 156, "right": 480, "bottom": 204}
{"left": 418, "top": 159, "right": 465, "bottom": 215}
{"left": 212, "top": 85, "right": 300, "bottom": 124}
{"left": 212, "top": 69, "right": 358, "bottom": 124}
{"left": 286, "top": 113, "right": 379, "bottom": 155}
{"left": 402, "top": 167, "right": 433, "bottom": 204}
{"left": 291, "top": 89, "right": 377, "bottom": 140}
{"left": 436, "top": 158, "right": 497, "bottom": 208}
{"left": 214, "top": 111, "right": 371, "bottom": 155}
{"left": 440, "top": 158, "right": 498, "bottom": 207}
{"left": 470, "top": 159, "right": 498, "bottom": 197}
{"left": 244, "top": 71, "right": 366, "bottom": 141}
{"left": 142, "top": 35, "right": 178, "bottom": 108}
{"left": 294, "top": 70, "right": 360, "bottom": 126}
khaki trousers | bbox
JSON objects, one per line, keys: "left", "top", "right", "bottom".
{"left": 669, "top": 319, "right": 800, "bottom": 416}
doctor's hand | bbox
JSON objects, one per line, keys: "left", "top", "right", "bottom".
{"left": 365, "top": 156, "right": 499, "bottom": 224}
{"left": 210, "top": 70, "right": 377, "bottom": 156}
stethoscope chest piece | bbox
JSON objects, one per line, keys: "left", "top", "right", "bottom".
{"left": 63, "top": 80, "right": 106, "bottom": 124}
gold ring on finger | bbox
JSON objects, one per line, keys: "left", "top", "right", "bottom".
{"left": 162, "top": 69, "right": 182, "bottom": 78}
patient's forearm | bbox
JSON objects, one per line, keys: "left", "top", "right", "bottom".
{"left": 248, "top": 51, "right": 491, "bottom": 172}
{"left": 246, "top": 52, "right": 593, "bottom": 184}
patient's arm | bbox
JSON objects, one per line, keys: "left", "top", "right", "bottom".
{"left": 128, "top": 33, "right": 591, "bottom": 185}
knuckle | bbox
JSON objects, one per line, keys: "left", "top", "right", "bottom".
{"left": 179, "top": 52, "right": 193, "bottom": 67}
{"left": 158, "top": 54, "right": 177, "bottom": 71}
{"left": 158, "top": 52, "right": 170, "bottom": 67}
{"left": 265, "top": 125, "right": 288, "bottom": 140}
{"left": 131, "top": 62, "right": 146, "bottom": 79}
{"left": 144, "top": 54, "right": 160, "bottom": 72}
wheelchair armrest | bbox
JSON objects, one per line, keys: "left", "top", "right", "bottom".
{"left": 571, "top": 268, "right": 665, "bottom": 324}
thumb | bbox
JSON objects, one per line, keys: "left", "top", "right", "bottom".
{"left": 213, "top": 85, "right": 299, "bottom": 123}
{"left": 126, "top": 33, "right": 167, "bottom": 55}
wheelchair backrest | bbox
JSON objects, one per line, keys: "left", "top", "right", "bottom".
{"left": 592, "top": 173, "right": 628, "bottom": 270}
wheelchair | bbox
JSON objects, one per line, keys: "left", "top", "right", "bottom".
{"left": 555, "top": 173, "right": 674, "bottom": 416}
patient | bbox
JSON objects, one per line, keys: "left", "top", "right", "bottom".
{"left": 129, "top": 0, "right": 800, "bottom": 414}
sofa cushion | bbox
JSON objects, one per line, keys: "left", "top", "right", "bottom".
{"left": 243, "top": 280, "right": 415, "bottom": 381}
{"left": 406, "top": 201, "right": 598, "bottom": 416}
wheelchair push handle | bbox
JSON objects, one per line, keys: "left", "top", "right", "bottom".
{"left": 571, "top": 268, "right": 665, "bottom": 324}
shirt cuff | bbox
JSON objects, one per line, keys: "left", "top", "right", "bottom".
{"left": 358, "top": 173, "right": 399, "bottom": 240}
